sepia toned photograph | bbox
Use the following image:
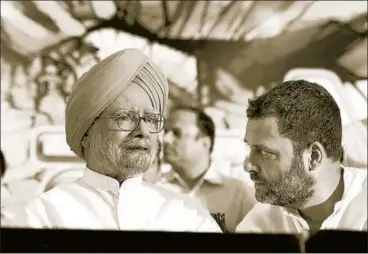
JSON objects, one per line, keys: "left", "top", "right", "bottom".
{"left": 1, "top": 1, "right": 367, "bottom": 252}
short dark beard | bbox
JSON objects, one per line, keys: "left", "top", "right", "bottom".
{"left": 256, "top": 148, "right": 316, "bottom": 208}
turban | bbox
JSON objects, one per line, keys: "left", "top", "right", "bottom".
{"left": 65, "top": 48, "right": 169, "bottom": 159}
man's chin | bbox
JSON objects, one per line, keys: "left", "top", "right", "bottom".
{"left": 120, "top": 153, "right": 152, "bottom": 170}
{"left": 254, "top": 186, "right": 283, "bottom": 206}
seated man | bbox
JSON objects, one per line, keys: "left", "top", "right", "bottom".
{"left": 159, "top": 106, "right": 256, "bottom": 232}
{"left": 1, "top": 49, "right": 221, "bottom": 232}
{"left": 236, "top": 80, "right": 367, "bottom": 234}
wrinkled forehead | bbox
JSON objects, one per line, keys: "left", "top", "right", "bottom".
{"left": 168, "top": 109, "right": 197, "bottom": 123}
{"left": 166, "top": 110, "right": 199, "bottom": 132}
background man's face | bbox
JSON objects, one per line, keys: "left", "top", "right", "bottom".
{"left": 87, "top": 84, "right": 159, "bottom": 180}
{"left": 163, "top": 110, "right": 204, "bottom": 170}
{"left": 244, "top": 116, "right": 315, "bottom": 208}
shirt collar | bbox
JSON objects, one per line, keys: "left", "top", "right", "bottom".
{"left": 80, "top": 167, "right": 143, "bottom": 196}
{"left": 333, "top": 166, "right": 366, "bottom": 210}
{"left": 164, "top": 161, "right": 225, "bottom": 186}
{"left": 282, "top": 166, "right": 365, "bottom": 218}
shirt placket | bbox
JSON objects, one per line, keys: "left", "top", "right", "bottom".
{"left": 116, "top": 183, "right": 146, "bottom": 230}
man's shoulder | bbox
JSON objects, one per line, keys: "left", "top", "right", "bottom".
{"left": 241, "top": 203, "right": 288, "bottom": 224}
{"left": 10, "top": 180, "right": 87, "bottom": 213}
{"left": 236, "top": 203, "right": 292, "bottom": 233}
{"left": 141, "top": 181, "right": 222, "bottom": 232}
{"left": 143, "top": 181, "right": 204, "bottom": 208}
{"left": 344, "top": 166, "right": 367, "bottom": 189}
{"left": 249, "top": 202, "right": 283, "bottom": 214}
{"left": 344, "top": 166, "right": 367, "bottom": 175}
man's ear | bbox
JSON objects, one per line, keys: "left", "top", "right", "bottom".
{"left": 81, "top": 135, "right": 90, "bottom": 148}
{"left": 308, "top": 142, "right": 324, "bottom": 171}
{"left": 201, "top": 136, "right": 211, "bottom": 152}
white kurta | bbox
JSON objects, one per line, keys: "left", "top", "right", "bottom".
{"left": 236, "top": 167, "right": 367, "bottom": 233}
{"left": 1, "top": 168, "right": 222, "bottom": 232}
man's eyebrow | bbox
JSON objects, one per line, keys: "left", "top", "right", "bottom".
{"left": 112, "top": 108, "right": 134, "bottom": 115}
{"left": 255, "top": 143, "right": 278, "bottom": 154}
{"left": 243, "top": 138, "right": 278, "bottom": 153}
{"left": 111, "top": 107, "right": 157, "bottom": 116}
{"left": 143, "top": 108, "right": 158, "bottom": 114}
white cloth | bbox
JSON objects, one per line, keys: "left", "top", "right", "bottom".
{"left": 1, "top": 167, "right": 221, "bottom": 232}
{"left": 1, "top": 184, "right": 12, "bottom": 206}
{"left": 342, "top": 119, "right": 367, "bottom": 168}
{"left": 236, "top": 167, "right": 367, "bottom": 233}
{"left": 158, "top": 162, "right": 257, "bottom": 232}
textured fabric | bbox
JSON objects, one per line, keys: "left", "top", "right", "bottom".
{"left": 1, "top": 168, "right": 221, "bottom": 232}
{"left": 236, "top": 167, "right": 367, "bottom": 233}
{"left": 65, "top": 49, "right": 168, "bottom": 159}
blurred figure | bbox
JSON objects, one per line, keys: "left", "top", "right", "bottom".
{"left": 160, "top": 106, "right": 256, "bottom": 232}
{"left": 1, "top": 49, "right": 221, "bottom": 232}
{"left": 237, "top": 80, "right": 367, "bottom": 234}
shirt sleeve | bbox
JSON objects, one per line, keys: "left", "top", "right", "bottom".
{"left": 235, "top": 203, "right": 267, "bottom": 233}
{"left": 236, "top": 203, "right": 291, "bottom": 233}
{"left": 187, "top": 197, "right": 223, "bottom": 233}
{"left": 180, "top": 194, "right": 223, "bottom": 233}
{"left": 195, "top": 214, "right": 223, "bottom": 233}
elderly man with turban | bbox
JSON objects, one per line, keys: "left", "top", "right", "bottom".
{"left": 1, "top": 49, "right": 221, "bottom": 232}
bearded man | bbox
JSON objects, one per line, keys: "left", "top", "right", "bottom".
{"left": 1, "top": 49, "right": 221, "bottom": 232}
{"left": 236, "top": 80, "right": 367, "bottom": 234}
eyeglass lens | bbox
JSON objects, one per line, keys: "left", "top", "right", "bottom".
{"left": 117, "top": 111, "right": 164, "bottom": 133}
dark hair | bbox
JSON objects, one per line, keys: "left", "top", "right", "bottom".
{"left": 246, "top": 80, "right": 342, "bottom": 161}
{"left": 171, "top": 106, "right": 215, "bottom": 153}
{"left": 1, "top": 150, "right": 7, "bottom": 178}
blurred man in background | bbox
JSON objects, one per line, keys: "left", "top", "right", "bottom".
{"left": 160, "top": 106, "right": 256, "bottom": 232}
{"left": 237, "top": 80, "right": 367, "bottom": 234}
{"left": 1, "top": 49, "right": 221, "bottom": 232}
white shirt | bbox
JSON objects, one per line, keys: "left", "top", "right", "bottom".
{"left": 1, "top": 167, "right": 222, "bottom": 232}
{"left": 158, "top": 162, "right": 257, "bottom": 232}
{"left": 236, "top": 167, "right": 367, "bottom": 233}
{"left": 342, "top": 119, "right": 367, "bottom": 168}
{"left": 1, "top": 184, "right": 12, "bottom": 205}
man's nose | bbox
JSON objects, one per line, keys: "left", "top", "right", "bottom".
{"left": 243, "top": 157, "right": 252, "bottom": 172}
{"left": 243, "top": 153, "right": 259, "bottom": 172}
{"left": 132, "top": 119, "right": 150, "bottom": 137}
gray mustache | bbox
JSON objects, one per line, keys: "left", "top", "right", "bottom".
{"left": 122, "top": 139, "right": 151, "bottom": 149}
{"left": 249, "top": 171, "right": 262, "bottom": 182}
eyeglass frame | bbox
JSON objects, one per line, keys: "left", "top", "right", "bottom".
{"left": 96, "top": 110, "right": 166, "bottom": 134}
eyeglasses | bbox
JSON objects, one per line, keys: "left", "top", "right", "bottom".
{"left": 99, "top": 110, "right": 165, "bottom": 134}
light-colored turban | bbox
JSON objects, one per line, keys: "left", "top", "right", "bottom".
{"left": 65, "top": 48, "right": 169, "bottom": 159}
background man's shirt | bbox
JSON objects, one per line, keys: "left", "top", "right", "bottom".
{"left": 158, "top": 162, "right": 257, "bottom": 232}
